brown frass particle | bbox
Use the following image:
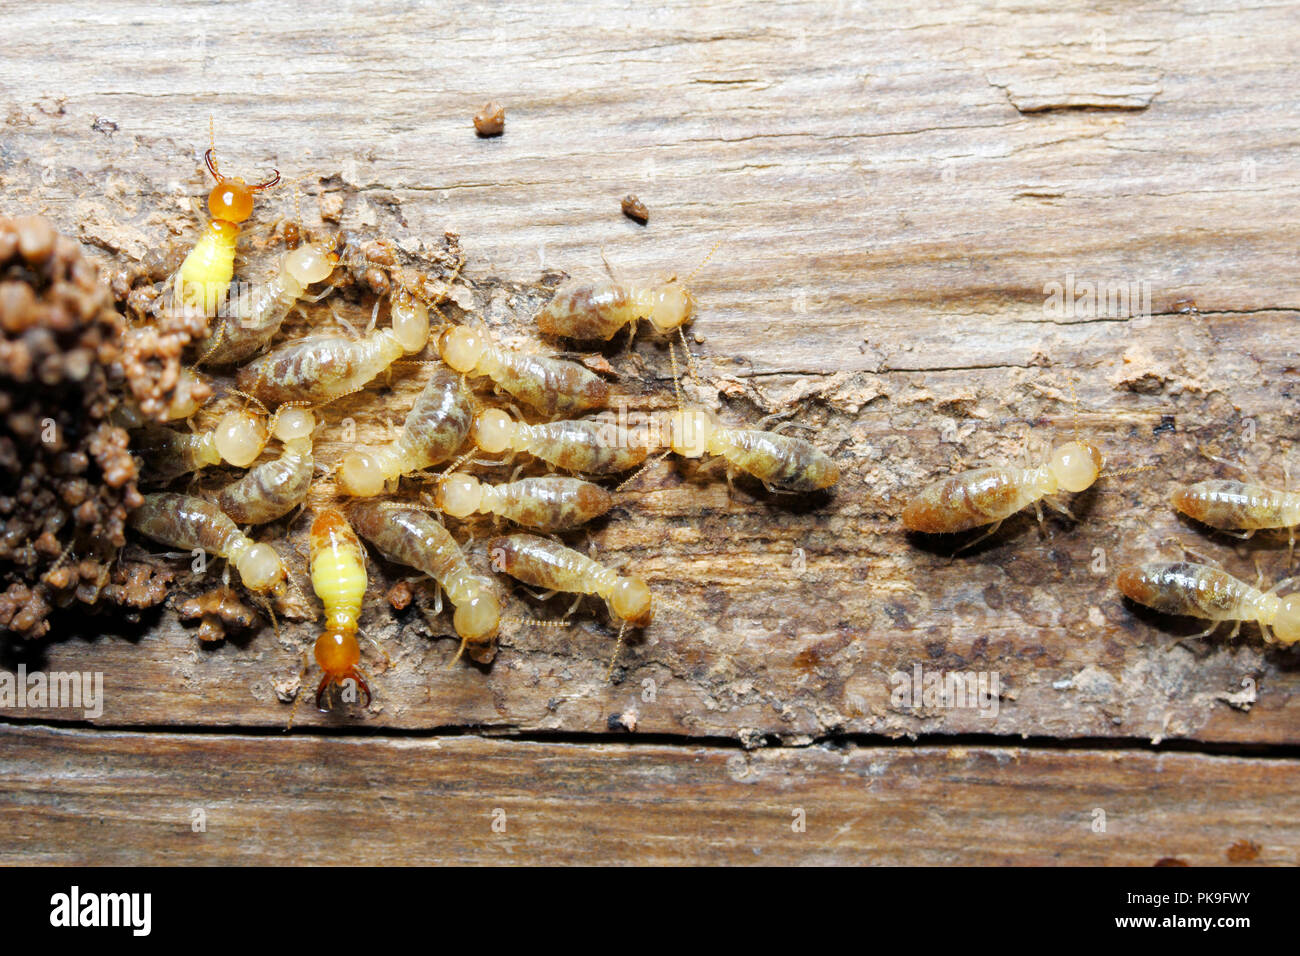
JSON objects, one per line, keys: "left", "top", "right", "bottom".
{"left": 474, "top": 101, "right": 505, "bottom": 137}
{"left": 621, "top": 195, "right": 649, "bottom": 224}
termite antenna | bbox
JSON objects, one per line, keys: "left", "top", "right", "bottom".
{"left": 285, "top": 654, "right": 310, "bottom": 732}
{"left": 606, "top": 620, "right": 628, "bottom": 681}
{"left": 445, "top": 636, "right": 469, "bottom": 668}
{"left": 617, "top": 450, "right": 670, "bottom": 492}
{"left": 684, "top": 238, "right": 724, "bottom": 285}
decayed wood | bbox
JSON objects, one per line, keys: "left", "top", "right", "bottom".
{"left": 1, "top": 724, "right": 1294, "bottom": 866}
{"left": 0, "top": 0, "right": 1297, "bottom": 751}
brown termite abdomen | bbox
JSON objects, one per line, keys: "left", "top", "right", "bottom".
{"left": 1117, "top": 561, "right": 1300, "bottom": 644}
{"left": 217, "top": 407, "right": 316, "bottom": 524}
{"left": 199, "top": 241, "right": 337, "bottom": 366}
{"left": 438, "top": 325, "right": 609, "bottom": 416}
{"left": 472, "top": 409, "right": 648, "bottom": 475}
{"left": 667, "top": 409, "right": 840, "bottom": 493}
{"left": 347, "top": 501, "right": 501, "bottom": 657}
{"left": 336, "top": 367, "right": 473, "bottom": 497}
{"left": 234, "top": 290, "right": 429, "bottom": 406}
{"left": 438, "top": 474, "right": 615, "bottom": 532}
{"left": 129, "top": 492, "right": 286, "bottom": 595}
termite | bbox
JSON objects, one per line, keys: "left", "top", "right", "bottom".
{"left": 234, "top": 290, "right": 429, "bottom": 406}
{"left": 535, "top": 242, "right": 719, "bottom": 343}
{"left": 667, "top": 409, "right": 840, "bottom": 492}
{"left": 1172, "top": 451, "right": 1299, "bottom": 552}
{"left": 133, "top": 407, "right": 269, "bottom": 482}
{"left": 436, "top": 473, "right": 615, "bottom": 532}
{"left": 437, "top": 324, "right": 609, "bottom": 416}
{"left": 471, "top": 409, "right": 649, "bottom": 474}
{"left": 177, "top": 143, "right": 280, "bottom": 314}
{"left": 216, "top": 407, "right": 317, "bottom": 523}
{"left": 199, "top": 240, "right": 337, "bottom": 366}
{"left": 129, "top": 492, "right": 287, "bottom": 595}
{"left": 335, "top": 367, "right": 473, "bottom": 497}
{"left": 347, "top": 501, "right": 501, "bottom": 661}
{"left": 1117, "top": 561, "right": 1300, "bottom": 644}
{"left": 901, "top": 440, "right": 1104, "bottom": 545}
{"left": 308, "top": 509, "right": 371, "bottom": 709}
{"left": 488, "top": 533, "right": 652, "bottom": 670}
{"left": 537, "top": 277, "right": 695, "bottom": 342}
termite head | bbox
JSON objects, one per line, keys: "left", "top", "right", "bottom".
{"left": 453, "top": 582, "right": 501, "bottom": 644}
{"left": 214, "top": 409, "right": 268, "bottom": 467}
{"left": 337, "top": 450, "right": 389, "bottom": 498}
{"left": 1272, "top": 595, "right": 1300, "bottom": 644}
{"left": 608, "top": 575, "right": 653, "bottom": 627}
{"left": 668, "top": 409, "right": 716, "bottom": 458}
{"left": 313, "top": 630, "right": 369, "bottom": 710}
{"left": 391, "top": 290, "right": 430, "bottom": 354}
{"left": 165, "top": 368, "right": 210, "bottom": 420}
{"left": 204, "top": 148, "right": 280, "bottom": 224}
{"left": 473, "top": 409, "right": 517, "bottom": 454}
{"left": 272, "top": 407, "right": 315, "bottom": 444}
{"left": 646, "top": 281, "right": 696, "bottom": 334}
{"left": 282, "top": 243, "right": 336, "bottom": 290}
{"left": 1046, "top": 441, "right": 1103, "bottom": 494}
{"left": 437, "top": 472, "right": 482, "bottom": 518}
{"left": 235, "top": 542, "right": 287, "bottom": 595}
{"left": 438, "top": 325, "right": 489, "bottom": 374}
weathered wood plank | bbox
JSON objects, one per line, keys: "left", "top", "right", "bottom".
{"left": 0, "top": 0, "right": 1296, "bottom": 746}
{"left": 1, "top": 724, "right": 1293, "bottom": 865}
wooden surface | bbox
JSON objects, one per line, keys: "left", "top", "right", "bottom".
{"left": 0, "top": 0, "right": 1298, "bottom": 864}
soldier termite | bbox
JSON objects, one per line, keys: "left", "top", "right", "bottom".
{"left": 488, "top": 533, "right": 652, "bottom": 673}
{"left": 437, "top": 473, "right": 616, "bottom": 532}
{"left": 1117, "top": 561, "right": 1300, "bottom": 644}
{"left": 471, "top": 409, "right": 649, "bottom": 475}
{"left": 347, "top": 501, "right": 501, "bottom": 663}
{"left": 1172, "top": 450, "right": 1300, "bottom": 555}
{"left": 198, "top": 239, "right": 337, "bottom": 366}
{"left": 129, "top": 492, "right": 287, "bottom": 596}
{"left": 438, "top": 324, "right": 609, "bottom": 416}
{"left": 217, "top": 407, "right": 317, "bottom": 523}
{"left": 335, "top": 367, "right": 474, "bottom": 497}
{"left": 308, "top": 509, "right": 371, "bottom": 710}
{"left": 177, "top": 138, "right": 280, "bottom": 314}
{"left": 132, "top": 406, "right": 269, "bottom": 482}
{"left": 535, "top": 241, "right": 720, "bottom": 343}
{"left": 234, "top": 289, "right": 430, "bottom": 406}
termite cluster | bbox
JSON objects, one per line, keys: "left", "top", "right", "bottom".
{"left": 109, "top": 139, "right": 842, "bottom": 718}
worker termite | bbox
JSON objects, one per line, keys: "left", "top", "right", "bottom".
{"left": 1172, "top": 452, "right": 1300, "bottom": 552}
{"left": 438, "top": 324, "right": 609, "bottom": 416}
{"left": 471, "top": 409, "right": 649, "bottom": 474}
{"left": 535, "top": 242, "right": 719, "bottom": 343}
{"left": 308, "top": 509, "right": 371, "bottom": 709}
{"left": 335, "top": 367, "right": 473, "bottom": 497}
{"left": 129, "top": 492, "right": 287, "bottom": 596}
{"left": 901, "top": 435, "right": 1105, "bottom": 546}
{"left": 234, "top": 289, "right": 429, "bottom": 406}
{"left": 667, "top": 408, "right": 840, "bottom": 492}
{"left": 199, "top": 240, "right": 337, "bottom": 366}
{"left": 132, "top": 406, "right": 269, "bottom": 482}
{"left": 488, "top": 533, "right": 652, "bottom": 671}
{"left": 177, "top": 142, "right": 280, "bottom": 314}
{"left": 347, "top": 501, "right": 501, "bottom": 662}
{"left": 1117, "top": 561, "right": 1300, "bottom": 644}
{"left": 216, "top": 407, "right": 317, "bottom": 523}
{"left": 537, "top": 276, "right": 695, "bottom": 342}
{"left": 437, "top": 473, "right": 615, "bottom": 532}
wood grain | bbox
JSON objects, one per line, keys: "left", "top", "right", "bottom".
{"left": 0, "top": 0, "right": 1297, "bottom": 862}
{"left": 1, "top": 723, "right": 1293, "bottom": 865}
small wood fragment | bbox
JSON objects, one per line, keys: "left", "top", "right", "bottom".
{"left": 621, "top": 194, "right": 648, "bottom": 224}
{"left": 474, "top": 101, "right": 505, "bottom": 137}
